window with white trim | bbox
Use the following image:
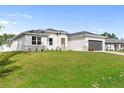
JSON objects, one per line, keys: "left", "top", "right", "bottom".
{"left": 32, "top": 36, "right": 36, "bottom": 45}
{"left": 37, "top": 37, "right": 41, "bottom": 45}
{"left": 32, "top": 36, "right": 41, "bottom": 45}
{"left": 49, "top": 38, "right": 53, "bottom": 45}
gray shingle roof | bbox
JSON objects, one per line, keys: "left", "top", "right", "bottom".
{"left": 105, "top": 38, "right": 124, "bottom": 44}
{"left": 25, "top": 29, "right": 44, "bottom": 33}
{"left": 45, "top": 28, "right": 68, "bottom": 34}
{"left": 23, "top": 28, "right": 68, "bottom": 34}
{"left": 11, "top": 29, "right": 46, "bottom": 40}
{"left": 68, "top": 31, "right": 101, "bottom": 37}
{"left": 11, "top": 28, "right": 68, "bottom": 41}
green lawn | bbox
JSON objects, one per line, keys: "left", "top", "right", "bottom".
{"left": 0, "top": 51, "right": 124, "bottom": 88}
{"left": 119, "top": 50, "right": 124, "bottom": 52}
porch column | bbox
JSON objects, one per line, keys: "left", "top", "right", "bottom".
{"left": 110, "top": 44, "right": 111, "bottom": 51}
{"left": 118, "top": 44, "right": 121, "bottom": 51}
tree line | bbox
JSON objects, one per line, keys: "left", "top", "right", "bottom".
{"left": 101, "top": 32, "right": 118, "bottom": 39}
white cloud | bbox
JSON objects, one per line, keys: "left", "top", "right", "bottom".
{"left": 8, "top": 12, "right": 18, "bottom": 16}
{"left": 8, "top": 12, "right": 32, "bottom": 19}
{"left": 0, "top": 19, "right": 17, "bottom": 25}
{"left": 23, "top": 14, "right": 32, "bottom": 19}
{"left": 12, "top": 22, "right": 17, "bottom": 25}
{"left": 0, "top": 20, "right": 9, "bottom": 25}
{"left": 7, "top": 25, "right": 14, "bottom": 29}
{"left": 98, "top": 28, "right": 104, "bottom": 32}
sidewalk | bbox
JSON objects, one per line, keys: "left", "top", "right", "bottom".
{"left": 103, "top": 51, "right": 124, "bottom": 56}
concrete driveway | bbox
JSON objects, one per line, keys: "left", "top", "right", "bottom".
{"left": 103, "top": 51, "right": 124, "bottom": 56}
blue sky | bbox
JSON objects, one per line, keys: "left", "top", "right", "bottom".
{"left": 0, "top": 5, "right": 124, "bottom": 38}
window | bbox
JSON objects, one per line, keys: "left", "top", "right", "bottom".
{"left": 61, "top": 38, "right": 65, "bottom": 46}
{"left": 32, "top": 36, "right": 36, "bottom": 45}
{"left": 49, "top": 38, "right": 53, "bottom": 45}
{"left": 32, "top": 36, "right": 41, "bottom": 45}
{"left": 37, "top": 37, "right": 41, "bottom": 45}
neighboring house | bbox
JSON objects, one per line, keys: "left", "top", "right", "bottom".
{"left": 0, "top": 44, "right": 11, "bottom": 52}
{"left": 11, "top": 28, "right": 68, "bottom": 51}
{"left": 10, "top": 28, "right": 106, "bottom": 51}
{"left": 68, "top": 31, "right": 106, "bottom": 51}
{"left": 105, "top": 38, "right": 124, "bottom": 51}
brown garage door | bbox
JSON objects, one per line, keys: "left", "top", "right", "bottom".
{"left": 89, "top": 40, "right": 102, "bottom": 51}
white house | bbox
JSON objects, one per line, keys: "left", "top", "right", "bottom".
{"left": 0, "top": 44, "right": 11, "bottom": 52}
{"left": 10, "top": 28, "right": 106, "bottom": 51}
{"left": 105, "top": 38, "right": 124, "bottom": 51}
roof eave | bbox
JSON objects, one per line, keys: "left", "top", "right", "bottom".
{"left": 11, "top": 32, "right": 48, "bottom": 41}
{"left": 84, "top": 34, "right": 107, "bottom": 39}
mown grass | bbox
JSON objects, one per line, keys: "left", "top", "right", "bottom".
{"left": 119, "top": 50, "right": 124, "bottom": 52}
{"left": 0, "top": 51, "right": 124, "bottom": 88}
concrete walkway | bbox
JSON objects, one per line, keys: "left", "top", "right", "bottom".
{"left": 103, "top": 51, "right": 124, "bottom": 56}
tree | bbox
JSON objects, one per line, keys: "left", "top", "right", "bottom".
{"left": 121, "top": 38, "right": 124, "bottom": 41}
{"left": 0, "top": 25, "right": 16, "bottom": 46}
{"left": 0, "top": 26, "right": 2, "bottom": 29}
{"left": 0, "top": 34, "right": 16, "bottom": 46}
{"left": 0, "top": 25, "right": 4, "bottom": 46}
{"left": 0, "top": 25, "right": 3, "bottom": 29}
{"left": 0, "top": 25, "right": 4, "bottom": 31}
{"left": 111, "top": 33, "right": 117, "bottom": 39}
{"left": 101, "top": 32, "right": 118, "bottom": 39}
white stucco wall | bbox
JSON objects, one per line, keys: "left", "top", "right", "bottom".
{"left": 57, "top": 34, "right": 68, "bottom": 49}
{"left": 11, "top": 35, "right": 25, "bottom": 51}
{"left": 24, "top": 34, "right": 47, "bottom": 46}
{"left": 68, "top": 36, "right": 84, "bottom": 51}
{"left": 47, "top": 34, "right": 58, "bottom": 50}
{"left": 68, "top": 35, "right": 105, "bottom": 51}
{"left": 24, "top": 34, "right": 48, "bottom": 51}
{"left": 47, "top": 33, "right": 68, "bottom": 50}
{"left": 11, "top": 33, "right": 68, "bottom": 51}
